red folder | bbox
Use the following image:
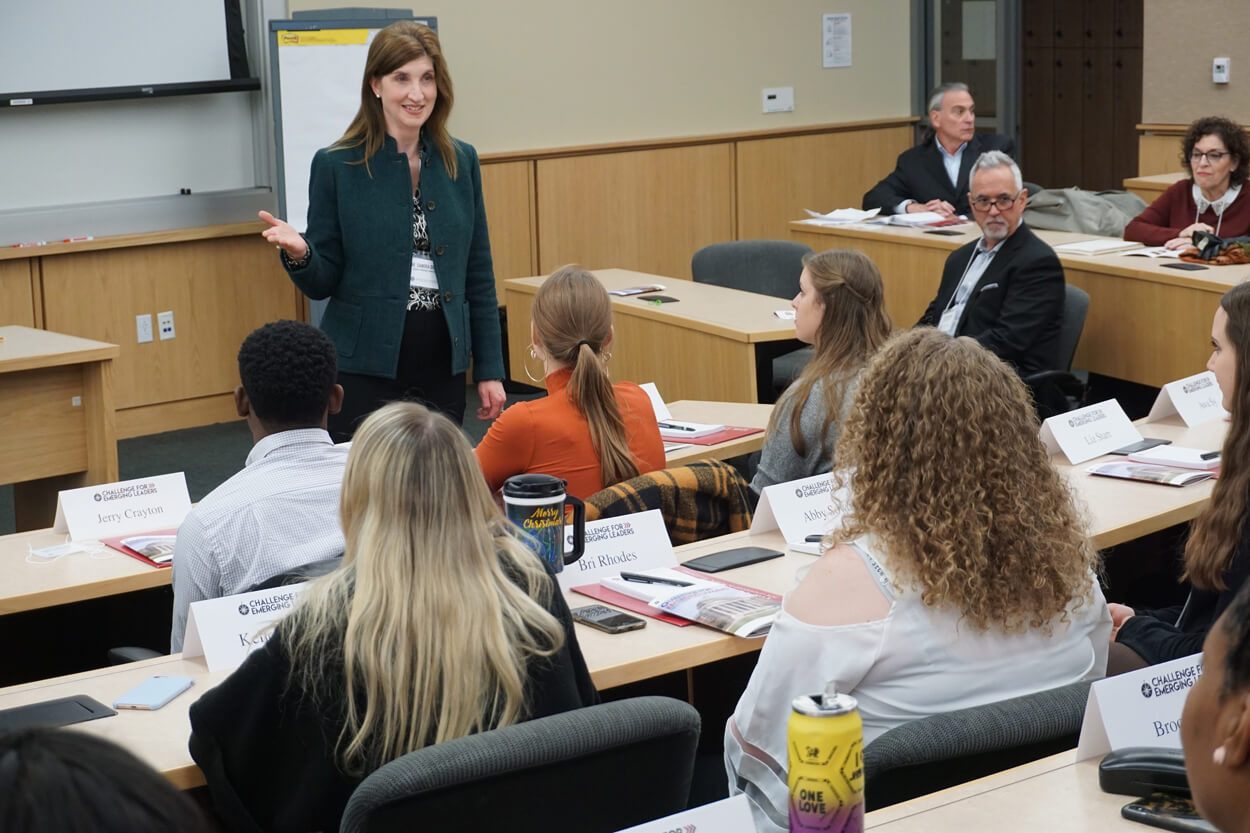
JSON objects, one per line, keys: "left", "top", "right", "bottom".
{"left": 666, "top": 426, "right": 763, "bottom": 446}
{"left": 99, "top": 528, "right": 180, "bottom": 569}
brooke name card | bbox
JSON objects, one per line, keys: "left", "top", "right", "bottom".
{"left": 182, "top": 583, "right": 309, "bottom": 672}
{"left": 751, "top": 473, "right": 843, "bottom": 544}
{"left": 53, "top": 473, "right": 191, "bottom": 542}
{"left": 1076, "top": 652, "right": 1203, "bottom": 760}
{"left": 557, "top": 510, "right": 674, "bottom": 593}
{"left": 1040, "top": 399, "right": 1141, "bottom": 464}
{"left": 1147, "top": 371, "right": 1228, "bottom": 427}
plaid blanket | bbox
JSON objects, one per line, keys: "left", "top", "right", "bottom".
{"left": 584, "top": 459, "right": 753, "bottom": 544}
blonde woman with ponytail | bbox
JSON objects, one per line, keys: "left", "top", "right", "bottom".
{"left": 475, "top": 266, "right": 665, "bottom": 499}
{"left": 189, "top": 402, "right": 597, "bottom": 833}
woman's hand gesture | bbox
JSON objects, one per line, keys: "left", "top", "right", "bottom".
{"left": 259, "top": 210, "right": 309, "bottom": 261}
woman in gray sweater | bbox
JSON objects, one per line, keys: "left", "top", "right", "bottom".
{"left": 751, "top": 249, "right": 892, "bottom": 494}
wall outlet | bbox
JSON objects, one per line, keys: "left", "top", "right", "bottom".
{"left": 762, "top": 86, "right": 795, "bottom": 114}
{"left": 1213, "top": 57, "right": 1230, "bottom": 84}
{"left": 136, "top": 313, "right": 153, "bottom": 343}
{"left": 157, "top": 310, "right": 175, "bottom": 340}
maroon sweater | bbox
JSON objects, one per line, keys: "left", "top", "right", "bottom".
{"left": 1124, "top": 179, "right": 1250, "bottom": 246}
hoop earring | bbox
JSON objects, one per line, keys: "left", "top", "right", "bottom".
{"left": 523, "top": 352, "right": 544, "bottom": 384}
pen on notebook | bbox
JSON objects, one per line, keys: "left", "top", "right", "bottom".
{"left": 1201, "top": 450, "right": 1221, "bottom": 460}
{"left": 619, "top": 571, "right": 693, "bottom": 587}
{"left": 658, "top": 422, "right": 696, "bottom": 432}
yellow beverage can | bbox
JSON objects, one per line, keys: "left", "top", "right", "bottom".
{"left": 788, "top": 685, "right": 864, "bottom": 833}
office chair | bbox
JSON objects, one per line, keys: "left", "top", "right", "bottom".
{"left": 339, "top": 696, "right": 701, "bottom": 833}
{"left": 1024, "top": 283, "right": 1091, "bottom": 418}
{"left": 691, "top": 240, "right": 812, "bottom": 402}
{"left": 862, "top": 679, "right": 1092, "bottom": 810}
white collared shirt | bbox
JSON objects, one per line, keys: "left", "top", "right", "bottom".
{"left": 896, "top": 138, "right": 970, "bottom": 213}
{"left": 1192, "top": 182, "right": 1242, "bottom": 237}
{"left": 170, "top": 428, "right": 348, "bottom": 651}
{"left": 937, "top": 236, "right": 1004, "bottom": 335}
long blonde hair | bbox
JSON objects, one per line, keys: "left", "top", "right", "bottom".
{"left": 331, "top": 21, "right": 459, "bottom": 178}
{"left": 831, "top": 328, "right": 1097, "bottom": 632}
{"left": 532, "top": 266, "right": 640, "bottom": 488}
{"left": 282, "top": 402, "right": 565, "bottom": 775}
{"left": 772, "top": 249, "right": 892, "bottom": 458}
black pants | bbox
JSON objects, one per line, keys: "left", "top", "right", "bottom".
{"left": 328, "top": 307, "right": 466, "bottom": 442}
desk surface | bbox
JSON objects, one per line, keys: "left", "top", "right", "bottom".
{"left": 0, "top": 325, "right": 119, "bottom": 372}
{"left": 505, "top": 269, "right": 798, "bottom": 344}
{"left": 866, "top": 752, "right": 1134, "bottom": 831}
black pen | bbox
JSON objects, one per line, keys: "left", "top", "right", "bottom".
{"left": 620, "top": 571, "right": 693, "bottom": 587}
{"left": 804, "top": 534, "right": 824, "bottom": 543}
{"left": 1201, "top": 450, "right": 1221, "bottom": 460}
{"left": 658, "top": 422, "right": 696, "bottom": 432}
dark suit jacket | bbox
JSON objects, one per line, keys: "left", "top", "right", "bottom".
{"left": 917, "top": 224, "right": 1064, "bottom": 376}
{"left": 863, "top": 133, "right": 1016, "bottom": 217}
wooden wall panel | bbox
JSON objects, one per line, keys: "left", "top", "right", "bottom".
{"left": 536, "top": 145, "right": 734, "bottom": 279}
{"left": 0, "top": 261, "right": 36, "bottom": 327}
{"left": 1139, "top": 132, "right": 1185, "bottom": 175}
{"left": 481, "top": 160, "right": 537, "bottom": 297}
{"left": 735, "top": 126, "right": 913, "bottom": 242}
{"left": 40, "top": 235, "right": 300, "bottom": 411}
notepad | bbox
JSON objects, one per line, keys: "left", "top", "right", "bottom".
{"left": 1052, "top": 239, "right": 1143, "bottom": 256}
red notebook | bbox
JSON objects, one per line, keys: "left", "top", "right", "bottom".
{"left": 669, "top": 426, "right": 763, "bottom": 446}
{"left": 100, "top": 528, "right": 180, "bottom": 569}
{"left": 570, "top": 567, "right": 781, "bottom": 627}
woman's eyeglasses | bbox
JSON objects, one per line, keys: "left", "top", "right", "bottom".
{"left": 1190, "top": 150, "right": 1229, "bottom": 164}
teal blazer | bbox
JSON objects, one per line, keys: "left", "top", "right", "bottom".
{"left": 285, "top": 136, "right": 504, "bottom": 382}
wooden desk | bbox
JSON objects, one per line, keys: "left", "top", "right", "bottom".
{"left": 788, "top": 221, "right": 1249, "bottom": 388}
{"left": 504, "top": 269, "right": 800, "bottom": 403}
{"left": 1, "top": 326, "right": 120, "bottom": 531}
{"left": 866, "top": 752, "right": 1133, "bottom": 831}
{"left": 665, "top": 400, "right": 773, "bottom": 465}
{"left": 1124, "top": 171, "right": 1185, "bottom": 204}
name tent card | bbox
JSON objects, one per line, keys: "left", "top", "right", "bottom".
{"left": 1076, "top": 652, "right": 1203, "bottom": 760}
{"left": 1147, "top": 371, "right": 1228, "bottom": 427}
{"left": 52, "top": 473, "right": 192, "bottom": 542}
{"left": 1039, "top": 399, "right": 1141, "bottom": 464}
{"left": 614, "top": 794, "right": 755, "bottom": 833}
{"left": 751, "top": 473, "right": 844, "bottom": 544}
{"left": 182, "top": 583, "right": 309, "bottom": 672}
{"left": 556, "top": 510, "right": 674, "bottom": 594}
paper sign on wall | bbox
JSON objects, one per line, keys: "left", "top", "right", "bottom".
{"left": 182, "top": 583, "right": 308, "bottom": 671}
{"left": 615, "top": 794, "right": 755, "bottom": 833}
{"left": 1147, "top": 371, "right": 1228, "bottom": 427}
{"left": 1039, "top": 399, "right": 1142, "bottom": 464}
{"left": 52, "top": 473, "right": 191, "bottom": 542}
{"left": 1076, "top": 652, "right": 1203, "bottom": 760}
{"left": 751, "top": 473, "right": 845, "bottom": 544}
{"left": 556, "top": 510, "right": 675, "bottom": 593}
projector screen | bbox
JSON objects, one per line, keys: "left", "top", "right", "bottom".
{"left": 1, "top": 0, "right": 258, "bottom": 105}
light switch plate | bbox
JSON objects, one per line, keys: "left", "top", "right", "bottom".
{"left": 1214, "top": 57, "right": 1230, "bottom": 84}
{"left": 762, "top": 86, "right": 795, "bottom": 114}
{"left": 136, "top": 314, "right": 153, "bottom": 344}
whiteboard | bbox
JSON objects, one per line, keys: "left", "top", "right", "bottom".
{"left": 269, "top": 16, "right": 436, "bottom": 233}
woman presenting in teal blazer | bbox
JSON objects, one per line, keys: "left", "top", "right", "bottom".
{"left": 260, "top": 21, "right": 505, "bottom": 438}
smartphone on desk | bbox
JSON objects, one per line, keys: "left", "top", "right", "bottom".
{"left": 113, "top": 675, "right": 195, "bottom": 711}
{"left": 571, "top": 605, "right": 647, "bottom": 634}
{"left": 683, "top": 546, "right": 783, "bottom": 573}
{"left": 1122, "top": 793, "right": 1218, "bottom": 832}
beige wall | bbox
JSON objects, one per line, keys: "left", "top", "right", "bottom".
{"left": 287, "top": 0, "right": 913, "bottom": 153}
{"left": 1142, "top": 1, "right": 1250, "bottom": 125}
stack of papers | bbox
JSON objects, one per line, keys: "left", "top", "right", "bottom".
{"left": 868, "top": 211, "right": 948, "bottom": 227}
{"left": 1127, "top": 446, "right": 1221, "bottom": 471}
{"left": 1052, "top": 238, "right": 1142, "bottom": 256}
{"left": 801, "top": 207, "right": 881, "bottom": 225}
{"left": 599, "top": 569, "right": 780, "bottom": 638}
{"left": 1122, "top": 246, "right": 1181, "bottom": 259}
{"left": 658, "top": 420, "right": 726, "bottom": 439}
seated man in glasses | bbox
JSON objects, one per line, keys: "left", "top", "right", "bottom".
{"left": 863, "top": 82, "right": 1014, "bottom": 219}
{"left": 917, "top": 151, "right": 1064, "bottom": 378}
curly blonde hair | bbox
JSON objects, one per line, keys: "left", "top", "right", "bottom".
{"left": 830, "top": 328, "right": 1097, "bottom": 633}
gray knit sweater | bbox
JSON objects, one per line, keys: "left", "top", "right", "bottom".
{"left": 750, "top": 374, "right": 858, "bottom": 494}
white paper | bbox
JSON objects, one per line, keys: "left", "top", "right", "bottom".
{"left": 802, "top": 206, "right": 879, "bottom": 224}
{"left": 870, "top": 211, "right": 946, "bottom": 227}
{"left": 822, "top": 13, "right": 851, "bottom": 69}
{"left": 1051, "top": 238, "right": 1142, "bottom": 256}
{"left": 751, "top": 473, "right": 845, "bottom": 545}
{"left": 1039, "top": 399, "right": 1142, "bottom": 464}
{"left": 557, "top": 510, "right": 675, "bottom": 593}
{"left": 1076, "top": 653, "right": 1203, "bottom": 760}
{"left": 639, "top": 382, "right": 672, "bottom": 421}
{"left": 1147, "top": 370, "right": 1228, "bottom": 427}
{"left": 1121, "top": 246, "right": 1180, "bottom": 259}
{"left": 53, "top": 473, "right": 191, "bottom": 542}
{"left": 615, "top": 794, "right": 755, "bottom": 833}
{"left": 774, "top": 309, "right": 797, "bottom": 320}
{"left": 183, "top": 583, "right": 309, "bottom": 671}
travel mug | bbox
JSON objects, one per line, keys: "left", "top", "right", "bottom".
{"left": 501, "top": 473, "right": 586, "bottom": 574}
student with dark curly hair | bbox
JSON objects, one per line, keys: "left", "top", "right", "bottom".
{"left": 1182, "top": 580, "right": 1250, "bottom": 833}
{"left": 1125, "top": 116, "right": 1250, "bottom": 248}
{"left": 170, "top": 319, "right": 348, "bottom": 651}
{"left": 0, "top": 728, "right": 211, "bottom": 832}
{"left": 725, "top": 328, "right": 1109, "bottom": 833}
{"left": 1110, "top": 281, "right": 1250, "bottom": 669}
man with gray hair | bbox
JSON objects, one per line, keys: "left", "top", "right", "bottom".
{"left": 917, "top": 150, "right": 1064, "bottom": 377}
{"left": 863, "top": 82, "right": 1015, "bottom": 218}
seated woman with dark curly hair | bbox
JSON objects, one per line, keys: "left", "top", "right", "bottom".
{"left": 1124, "top": 115, "right": 1250, "bottom": 249}
{"left": 725, "top": 328, "right": 1110, "bottom": 833}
